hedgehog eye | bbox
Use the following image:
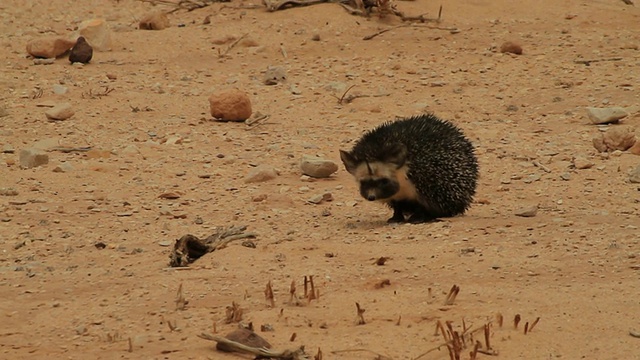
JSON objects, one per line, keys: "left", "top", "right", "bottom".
{"left": 377, "top": 178, "right": 390, "bottom": 186}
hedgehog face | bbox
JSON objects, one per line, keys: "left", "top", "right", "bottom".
{"left": 340, "top": 146, "right": 410, "bottom": 202}
{"left": 356, "top": 167, "right": 401, "bottom": 201}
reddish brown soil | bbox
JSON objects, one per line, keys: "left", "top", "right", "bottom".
{"left": 1, "top": 0, "right": 639, "bottom": 359}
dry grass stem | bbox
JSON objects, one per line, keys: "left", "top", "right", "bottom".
{"left": 265, "top": 281, "right": 275, "bottom": 308}
{"left": 225, "top": 301, "right": 243, "bottom": 323}
{"left": 355, "top": 302, "right": 366, "bottom": 325}
{"left": 175, "top": 283, "right": 186, "bottom": 310}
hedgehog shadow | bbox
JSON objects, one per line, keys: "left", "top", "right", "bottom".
{"left": 344, "top": 218, "right": 443, "bottom": 230}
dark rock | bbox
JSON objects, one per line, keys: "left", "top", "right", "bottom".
{"left": 69, "top": 37, "right": 93, "bottom": 64}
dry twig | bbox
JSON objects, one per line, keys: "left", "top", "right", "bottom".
{"left": 220, "top": 33, "right": 249, "bottom": 58}
{"left": 169, "top": 225, "right": 256, "bottom": 267}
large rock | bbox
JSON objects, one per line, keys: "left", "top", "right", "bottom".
{"left": 300, "top": 156, "right": 338, "bottom": 178}
{"left": 78, "top": 19, "right": 113, "bottom": 51}
{"left": 592, "top": 126, "right": 636, "bottom": 152}
{"left": 45, "top": 103, "right": 75, "bottom": 121}
{"left": 20, "top": 148, "right": 49, "bottom": 168}
{"left": 586, "top": 107, "right": 628, "bottom": 125}
{"left": 139, "top": 12, "right": 170, "bottom": 30}
{"left": 26, "top": 37, "right": 75, "bottom": 58}
{"left": 209, "top": 89, "right": 252, "bottom": 121}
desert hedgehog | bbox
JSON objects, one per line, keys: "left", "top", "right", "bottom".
{"left": 339, "top": 113, "right": 479, "bottom": 223}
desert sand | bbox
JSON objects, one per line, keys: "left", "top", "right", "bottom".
{"left": 1, "top": 0, "right": 639, "bottom": 359}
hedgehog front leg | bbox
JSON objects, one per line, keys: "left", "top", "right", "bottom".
{"left": 387, "top": 201, "right": 406, "bottom": 223}
{"left": 407, "top": 206, "right": 438, "bottom": 224}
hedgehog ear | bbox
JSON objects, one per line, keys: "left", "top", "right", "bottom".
{"left": 384, "top": 144, "right": 407, "bottom": 169}
{"left": 339, "top": 150, "right": 358, "bottom": 175}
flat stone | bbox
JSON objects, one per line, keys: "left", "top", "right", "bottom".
{"left": 26, "top": 37, "right": 75, "bottom": 58}
{"left": 20, "top": 148, "right": 49, "bottom": 168}
{"left": 45, "top": 103, "right": 74, "bottom": 121}
{"left": 52, "top": 163, "right": 74, "bottom": 173}
{"left": 586, "top": 107, "right": 628, "bottom": 125}
{"left": 244, "top": 165, "right": 278, "bottom": 183}
{"left": 300, "top": 156, "right": 338, "bottom": 178}
{"left": 52, "top": 84, "right": 68, "bottom": 95}
{"left": 515, "top": 205, "right": 538, "bottom": 217}
{"left": 573, "top": 156, "right": 594, "bottom": 170}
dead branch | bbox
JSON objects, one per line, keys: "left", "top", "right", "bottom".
{"left": 264, "top": 0, "right": 331, "bottom": 11}
{"left": 198, "top": 333, "right": 308, "bottom": 359}
{"left": 630, "top": 329, "right": 640, "bottom": 338}
{"left": 169, "top": 225, "right": 257, "bottom": 267}
{"left": 574, "top": 57, "right": 623, "bottom": 66}
{"left": 363, "top": 23, "right": 459, "bottom": 40}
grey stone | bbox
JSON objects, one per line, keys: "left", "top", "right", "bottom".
{"left": 20, "top": 148, "right": 49, "bottom": 168}
{"left": 586, "top": 107, "right": 628, "bottom": 125}
{"left": 52, "top": 163, "right": 74, "bottom": 173}
{"left": 45, "top": 102, "right": 74, "bottom": 120}
{"left": 52, "top": 84, "right": 68, "bottom": 95}
{"left": 515, "top": 205, "right": 538, "bottom": 217}
{"left": 300, "top": 156, "right": 338, "bottom": 178}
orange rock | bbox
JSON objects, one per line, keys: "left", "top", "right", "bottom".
{"left": 500, "top": 41, "right": 523, "bottom": 55}
{"left": 26, "top": 37, "right": 75, "bottom": 58}
{"left": 209, "top": 89, "right": 252, "bottom": 121}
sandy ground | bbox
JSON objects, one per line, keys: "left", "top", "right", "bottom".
{"left": 1, "top": 0, "right": 640, "bottom": 359}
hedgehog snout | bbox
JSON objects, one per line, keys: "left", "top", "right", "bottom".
{"left": 361, "top": 188, "right": 377, "bottom": 201}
